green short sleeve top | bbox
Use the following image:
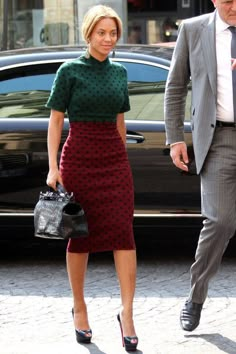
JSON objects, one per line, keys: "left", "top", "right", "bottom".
{"left": 46, "top": 54, "right": 130, "bottom": 122}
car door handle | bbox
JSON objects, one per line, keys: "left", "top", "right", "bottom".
{"left": 126, "top": 132, "right": 145, "bottom": 144}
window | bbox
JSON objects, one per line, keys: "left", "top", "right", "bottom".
{"left": 128, "top": 0, "right": 177, "bottom": 12}
{"left": 0, "top": 59, "right": 191, "bottom": 121}
{"left": 0, "top": 63, "right": 60, "bottom": 118}
{"left": 0, "top": 73, "right": 54, "bottom": 93}
{"left": 123, "top": 61, "right": 168, "bottom": 82}
{"left": 121, "top": 61, "right": 191, "bottom": 121}
{"left": 0, "top": 0, "right": 75, "bottom": 50}
{"left": 121, "top": 61, "right": 167, "bottom": 121}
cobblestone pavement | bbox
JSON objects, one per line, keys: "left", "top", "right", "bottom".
{"left": 1, "top": 244, "right": 236, "bottom": 354}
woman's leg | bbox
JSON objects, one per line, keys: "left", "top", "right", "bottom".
{"left": 113, "top": 249, "right": 137, "bottom": 336}
{"left": 66, "top": 251, "right": 91, "bottom": 331}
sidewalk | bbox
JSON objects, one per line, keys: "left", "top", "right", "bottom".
{"left": 0, "top": 251, "right": 236, "bottom": 354}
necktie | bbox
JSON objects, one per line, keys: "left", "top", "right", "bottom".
{"left": 229, "top": 26, "right": 236, "bottom": 122}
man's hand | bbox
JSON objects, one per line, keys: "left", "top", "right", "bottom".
{"left": 170, "top": 142, "right": 189, "bottom": 171}
{"left": 231, "top": 58, "right": 236, "bottom": 70}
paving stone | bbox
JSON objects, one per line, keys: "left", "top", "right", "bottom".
{"left": 0, "top": 253, "right": 236, "bottom": 353}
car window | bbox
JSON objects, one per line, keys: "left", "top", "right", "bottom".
{"left": 121, "top": 61, "right": 191, "bottom": 122}
{"left": 122, "top": 62, "right": 168, "bottom": 82}
{"left": 0, "top": 74, "right": 54, "bottom": 93}
{"left": 0, "top": 64, "right": 60, "bottom": 118}
{"left": 0, "top": 60, "right": 191, "bottom": 121}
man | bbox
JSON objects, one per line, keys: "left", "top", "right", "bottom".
{"left": 164, "top": 0, "right": 236, "bottom": 332}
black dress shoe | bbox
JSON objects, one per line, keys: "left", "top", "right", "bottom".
{"left": 180, "top": 300, "right": 203, "bottom": 331}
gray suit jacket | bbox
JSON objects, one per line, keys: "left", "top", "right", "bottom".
{"left": 164, "top": 11, "right": 217, "bottom": 174}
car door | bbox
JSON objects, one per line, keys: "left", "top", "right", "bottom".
{"left": 118, "top": 59, "right": 201, "bottom": 221}
{"left": 0, "top": 61, "right": 69, "bottom": 216}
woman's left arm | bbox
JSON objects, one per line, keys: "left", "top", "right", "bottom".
{"left": 117, "top": 113, "right": 126, "bottom": 145}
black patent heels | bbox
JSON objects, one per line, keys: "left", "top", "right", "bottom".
{"left": 72, "top": 308, "right": 92, "bottom": 344}
{"left": 117, "top": 314, "right": 138, "bottom": 352}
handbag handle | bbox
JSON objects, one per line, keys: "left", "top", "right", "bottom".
{"left": 49, "top": 183, "right": 67, "bottom": 195}
{"left": 56, "top": 183, "right": 74, "bottom": 200}
{"left": 42, "top": 183, "right": 73, "bottom": 202}
{"left": 55, "top": 183, "right": 66, "bottom": 194}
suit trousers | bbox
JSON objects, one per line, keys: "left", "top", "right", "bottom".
{"left": 189, "top": 126, "right": 236, "bottom": 304}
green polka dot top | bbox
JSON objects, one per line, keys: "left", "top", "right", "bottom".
{"left": 46, "top": 53, "right": 130, "bottom": 122}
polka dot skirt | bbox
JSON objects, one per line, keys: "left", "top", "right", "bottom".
{"left": 60, "top": 122, "right": 136, "bottom": 253}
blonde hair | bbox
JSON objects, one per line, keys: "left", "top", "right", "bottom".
{"left": 82, "top": 5, "right": 122, "bottom": 43}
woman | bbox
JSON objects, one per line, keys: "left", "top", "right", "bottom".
{"left": 46, "top": 4, "right": 138, "bottom": 352}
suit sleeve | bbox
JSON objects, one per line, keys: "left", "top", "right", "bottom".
{"left": 164, "top": 21, "right": 191, "bottom": 145}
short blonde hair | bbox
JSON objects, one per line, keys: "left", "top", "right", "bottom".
{"left": 82, "top": 5, "right": 122, "bottom": 43}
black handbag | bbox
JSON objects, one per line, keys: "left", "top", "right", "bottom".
{"left": 34, "top": 184, "right": 89, "bottom": 240}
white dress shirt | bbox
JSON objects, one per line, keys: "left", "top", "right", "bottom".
{"left": 170, "top": 13, "right": 235, "bottom": 147}
{"left": 215, "top": 12, "right": 234, "bottom": 122}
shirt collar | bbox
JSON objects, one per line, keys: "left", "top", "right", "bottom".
{"left": 215, "top": 10, "right": 231, "bottom": 34}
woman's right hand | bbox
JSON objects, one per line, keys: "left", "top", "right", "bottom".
{"left": 46, "top": 168, "right": 63, "bottom": 190}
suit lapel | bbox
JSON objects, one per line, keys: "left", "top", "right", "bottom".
{"left": 200, "top": 12, "right": 217, "bottom": 97}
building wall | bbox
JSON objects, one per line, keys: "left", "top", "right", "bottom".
{"left": 42, "top": 0, "right": 76, "bottom": 45}
{"left": 0, "top": 0, "right": 77, "bottom": 50}
{"left": 0, "top": 0, "right": 215, "bottom": 50}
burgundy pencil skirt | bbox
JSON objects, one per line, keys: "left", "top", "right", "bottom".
{"left": 59, "top": 122, "right": 135, "bottom": 253}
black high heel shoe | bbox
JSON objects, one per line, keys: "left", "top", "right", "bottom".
{"left": 72, "top": 308, "right": 92, "bottom": 344}
{"left": 117, "top": 314, "right": 138, "bottom": 352}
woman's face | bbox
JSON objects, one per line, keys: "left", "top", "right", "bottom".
{"left": 89, "top": 18, "right": 118, "bottom": 61}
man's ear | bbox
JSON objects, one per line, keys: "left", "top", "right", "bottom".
{"left": 211, "top": 0, "right": 217, "bottom": 8}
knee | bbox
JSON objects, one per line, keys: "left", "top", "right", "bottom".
{"left": 215, "top": 216, "right": 236, "bottom": 239}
